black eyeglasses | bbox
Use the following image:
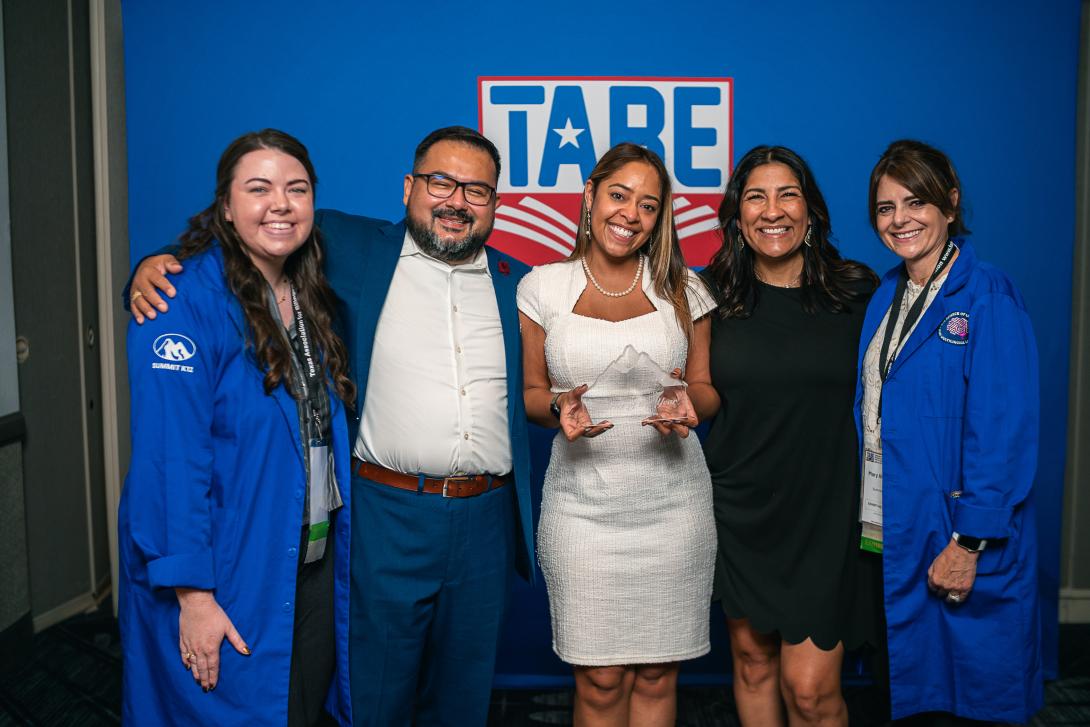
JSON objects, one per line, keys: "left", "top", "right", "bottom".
{"left": 412, "top": 173, "right": 496, "bottom": 206}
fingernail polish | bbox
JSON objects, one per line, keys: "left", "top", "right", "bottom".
{"left": 203, "top": 687, "right": 209, "bottom": 693}
{"left": 242, "top": 646, "right": 251, "bottom": 655}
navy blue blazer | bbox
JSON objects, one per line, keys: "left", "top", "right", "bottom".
{"left": 315, "top": 209, "right": 536, "bottom": 582}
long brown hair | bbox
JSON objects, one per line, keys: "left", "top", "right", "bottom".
{"left": 704, "top": 145, "right": 877, "bottom": 318}
{"left": 569, "top": 142, "right": 696, "bottom": 338}
{"left": 177, "top": 129, "right": 354, "bottom": 403}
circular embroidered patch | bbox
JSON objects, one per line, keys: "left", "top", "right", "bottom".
{"left": 938, "top": 312, "right": 969, "bottom": 345}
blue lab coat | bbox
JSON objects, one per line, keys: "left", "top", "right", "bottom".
{"left": 853, "top": 240, "right": 1043, "bottom": 723}
{"left": 119, "top": 246, "right": 353, "bottom": 725}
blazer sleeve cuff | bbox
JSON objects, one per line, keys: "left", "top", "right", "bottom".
{"left": 952, "top": 500, "right": 1015, "bottom": 539}
{"left": 147, "top": 552, "right": 216, "bottom": 590}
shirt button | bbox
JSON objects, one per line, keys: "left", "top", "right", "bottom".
{"left": 453, "top": 305, "right": 459, "bottom": 313}
{"left": 288, "top": 546, "right": 297, "bottom": 558}
{"left": 455, "top": 345, "right": 462, "bottom": 354}
{"left": 463, "top": 432, "right": 470, "bottom": 440}
{"left": 460, "top": 388, "right": 466, "bottom": 396}
{"left": 295, "top": 488, "right": 303, "bottom": 500}
{"left": 282, "top": 602, "right": 292, "bottom": 613}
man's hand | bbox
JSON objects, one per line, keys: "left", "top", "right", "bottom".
{"left": 130, "top": 254, "right": 183, "bottom": 323}
{"left": 927, "top": 537, "right": 979, "bottom": 605}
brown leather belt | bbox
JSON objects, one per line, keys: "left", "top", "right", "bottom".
{"left": 353, "top": 459, "right": 510, "bottom": 498}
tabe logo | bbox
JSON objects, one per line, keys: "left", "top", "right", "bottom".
{"left": 479, "top": 76, "right": 732, "bottom": 266}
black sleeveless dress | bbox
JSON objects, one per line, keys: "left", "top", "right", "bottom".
{"left": 702, "top": 279, "right": 880, "bottom": 650}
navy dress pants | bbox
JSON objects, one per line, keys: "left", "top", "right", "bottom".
{"left": 348, "top": 474, "right": 515, "bottom": 726}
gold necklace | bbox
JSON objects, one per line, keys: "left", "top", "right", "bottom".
{"left": 754, "top": 268, "right": 801, "bottom": 288}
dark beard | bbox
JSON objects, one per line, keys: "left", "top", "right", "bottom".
{"left": 405, "top": 207, "right": 492, "bottom": 263}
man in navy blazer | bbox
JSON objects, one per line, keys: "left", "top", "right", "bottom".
{"left": 317, "top": 127, "right": 535, "bottom": 726}
{"left": 127, "top": 127, "right": 534, "bottom": 726}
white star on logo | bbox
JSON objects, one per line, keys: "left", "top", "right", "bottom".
{"left": 552, "top": 119, "right": 584, "bottom": 149}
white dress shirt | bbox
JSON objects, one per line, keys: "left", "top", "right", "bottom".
{"left": 353, "top": 230, "right": 512, "bottom": 476}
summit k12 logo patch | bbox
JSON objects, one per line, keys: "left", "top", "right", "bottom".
{"left": 152, "top": 333, "right": 196, "bottom": 373}
{"left": 154, "top": 333, "right": 196, "bottom": 361}
{"left": 479, "top": 76, "right": 733, "bottom": 266}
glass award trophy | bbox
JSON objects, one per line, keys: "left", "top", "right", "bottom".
{"left": 584, "top": 345, "right": 692, "bottom": 427}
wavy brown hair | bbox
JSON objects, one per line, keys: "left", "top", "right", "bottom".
{"left": 704, "top": 145, "right": 877, "bottom": 318}
{"left": 569, "top": 142, "right": 698, "bottom": 338}
{"left": 176, "top": 129, "right": 354, "bottom": 403}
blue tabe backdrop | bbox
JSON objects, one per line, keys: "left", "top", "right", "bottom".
{"left": 122, "top": 0, "right": 1078, "bottom": 683}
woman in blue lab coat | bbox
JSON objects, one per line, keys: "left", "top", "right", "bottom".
{"left": 855, "top": 139, "right": 1042, "bottom": 725}
{"left": 119, "top": 129, "right": 355, "bottom": 726}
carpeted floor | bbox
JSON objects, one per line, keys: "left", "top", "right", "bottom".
{"left": 0, "top": 609, "right": 1086, "bottom": 726}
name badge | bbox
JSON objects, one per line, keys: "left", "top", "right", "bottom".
{"left": 304, "top": 442, "right": 343, "bottom": 563}
{"left": 860, "top": 449, "right": 883, "bottom": 554}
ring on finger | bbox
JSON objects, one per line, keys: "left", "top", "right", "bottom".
{"left": 131, "top": 290, "right": 145, "bottom": 302}
{"left": 946, "top": 592, "right": 962, "bottom": 603}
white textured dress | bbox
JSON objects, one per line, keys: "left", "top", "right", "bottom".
{"left": 517, "top": 260, "right": 717, "bottom": 665}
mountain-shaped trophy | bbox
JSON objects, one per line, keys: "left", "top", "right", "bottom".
{"left": 584, "top": 344, "right": 692, "bottom": 427}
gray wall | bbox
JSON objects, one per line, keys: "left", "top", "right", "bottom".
{"left": 0, "top": 441, "right": 29, "bottom": 631}
{"left": 1062, "top": 0, "right": 1090, "bottom": 620}
{"left": 4, "top": 0, "right": 110, "bottom": 626}
{"left": 0, "top": 1, "right": 32, "bottom": 673}
{"left": 91, "top": 0, "right": 131, "bottom": 611}
{"left": 0, "top": 1, "right": 14, "bottom": 419}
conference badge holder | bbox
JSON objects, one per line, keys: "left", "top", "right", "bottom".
{"left": 305, "top": 442, "right": 342, "bottom": 563}
{"left": 860, "top": 449, "right": 883, "bottom": 554}
{"left": 288, "top": 284, "right": 344, "bottom": 564}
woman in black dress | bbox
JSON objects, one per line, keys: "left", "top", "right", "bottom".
{"left": 701, "top": 146, "right": 878, "bottom": 726}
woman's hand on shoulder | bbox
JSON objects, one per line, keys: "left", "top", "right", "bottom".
{"left": 557, "top": 384, "right": 613, "bottom": 441}
{"left": 130, "top": 254, "right": 183, "bottom": 324}
{"left": 175, "top": 588, "right": 250, "bottom": 692}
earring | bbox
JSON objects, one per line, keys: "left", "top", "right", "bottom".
{"left": 584, "top": 207, "right": 591, "bottom": 229}
{"left": 803, "top": 224, "right": 813, "bottom": 247}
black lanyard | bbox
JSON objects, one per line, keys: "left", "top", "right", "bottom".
{"left": 877, "top": 239, "right": 957, "bottom": 416}
{"left": 289, "top": 284, "right": 324, "bottom": 437}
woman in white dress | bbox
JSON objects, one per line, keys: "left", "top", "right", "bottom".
{"left": 517, "top": 143, "right": 719, "bottom": 727}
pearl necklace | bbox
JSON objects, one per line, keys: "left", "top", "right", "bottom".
{"left": 754, "top": 268, "right": 801, "bottom": 288}
{"left": 582, "top": 255, "right": 645, "bottom": 298}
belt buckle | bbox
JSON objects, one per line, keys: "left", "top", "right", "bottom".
{"left": 442, "top": 475, "right": 473, "bottom": 498}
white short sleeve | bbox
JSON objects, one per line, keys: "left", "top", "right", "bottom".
{"left": 516, "top": 266, "right": 545, "bottom": 327}
{"left": 685, "top": 271, "right": 718, "bottom": 320}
